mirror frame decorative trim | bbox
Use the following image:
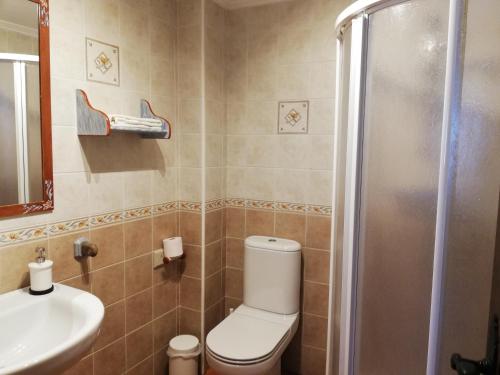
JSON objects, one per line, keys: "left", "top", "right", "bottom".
{"left": 0, "top": 0, "right": 53, "bottom": 218}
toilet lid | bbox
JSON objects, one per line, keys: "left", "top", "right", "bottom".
{"left": 206, "top": 311, "right": 290, "bottom": 362}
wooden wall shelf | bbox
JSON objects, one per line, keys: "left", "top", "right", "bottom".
{"left": 76, "top": 89, "right": 172, "bottom": 139}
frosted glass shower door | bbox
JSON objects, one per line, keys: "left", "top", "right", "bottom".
{"left": 352, "top": 1, "right": 449, "bottom": 374}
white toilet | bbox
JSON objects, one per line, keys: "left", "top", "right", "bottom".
{"left": 206, "top": 236, "right": 301, "bottom": 375}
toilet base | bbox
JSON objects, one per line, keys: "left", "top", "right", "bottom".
{"left": 266, "top": 360, "right": 280, "bottom": 375}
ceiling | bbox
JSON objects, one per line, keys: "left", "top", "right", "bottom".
{"left": 213, "top": 0, "right": 292, "bottom": 9}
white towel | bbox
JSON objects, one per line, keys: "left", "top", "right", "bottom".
{"left": 111, "top": 123, "right": 164, "bottom": 132}
{"left": 109, "top": 114, "right": 163, "bottom": 128}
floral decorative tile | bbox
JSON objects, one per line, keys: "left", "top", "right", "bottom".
{"left": 0, "top": 225, "right": 48, "bottom": 246}
{"left": 86, "top": 38, "right": 120, "bottom": 86}
{"left": 47, "top": 219, "right": 89, "bottom": 236}
{"left": 90, "top": 212, "right": 123, "bottom": 227}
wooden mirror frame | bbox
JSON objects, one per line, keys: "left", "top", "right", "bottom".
{"left": 0, "top": 0, "right": 53, "bottom": 218}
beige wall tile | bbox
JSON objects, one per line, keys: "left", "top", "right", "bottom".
{"left": 226, "top": 237, "right": 244, "bottom": 269}
{"left": 90, "top": 224, "right": 124, "bottom": 270}
{"left": 302, "top": 313, "right": 328, "bottom": 349}
{"left": 180, "top": 276, "right": 201, "bottom": 310}
{"left": 179, "top": 211, "right": 201, "bottom": 245}
{"left": 94, "top": 301, "right": 125, "bottom": 350}
{"left": 51, "top": 0, "right": 85, "bottom": 35}
{"left": 88, "top": 172, "right": 124, "bottom": 215}
{"left": 94, "top": 339, "right": 125, "bottom": 375}
{"left": 300, "top": 345, "right": 327, "bottom": 375}
{"left": 303, "top": 281, "right": 329, "bottom": 317}
{"left": 206, "top": 240, "right": 222, "bottom": 276}
{"left": 124, "top": 218, "right": 153, "bottom": 259}
{"left": 126, "top": 323, "right": 153, "bottom": 368}
{"left": 205, "top": 209, "right": 223, "bottom": 244}
{"left": 125, "top": 254, "right": 153, "bottom": 297}
{"left": 179, "top": 168, "right": 202, "bottom": 202}
{"left": 245, "top": 209, "right": 274, "bottom": 237}
{"left": 179, "top": 307, "right": 201, "bottom": 339}
{"left": 275, "top": 212, "right": 306, "bottom": 245}
{"left": 306, "top": 215, "right": 331, "bottom": 250}
{"left": 92, "top": 263, "right": 125, "bottom": 306}
{"left": 50, "top": 27, "right": 85, "bottom": 80}
{"left": 307, "top": 170, "right": 333, "bottom": 206}
{"left": 153, "top": 309, "right": 177, "bottom": 351}
{"left": 53, "top": 126, "right": 88, "bottom": 173}
{"left": 84, "top": 0, "right": 120, "bottom": 44}
{"left": 205, "top": 271, "right": 223, "bottom": 307}
{"left": 181, "top": 245, "right": 201, "bottom": 278}
{"left": 63, "top": 354, "right": 93, "bottom": 375}
{"left": 153, "top": 212, "right": 178, "bottom": 249}
{"left": 225, "top": 268, "right": 243, "bottom": 300}
{"left": 124, "top": 171, "right": 153, "bottom": 209}
{"left": 225, "top": 208, "right": 245, "bottom": 238}
{"left": 126, "top": 288, "right": 153, "bottom": 333}
{"left": 153, "top": 280, "right": 178, "bottom": 318}
{"left": 49, "top": 231, "right": 89, "bottom": 282}
{"left": 303, "top": 248, "right": 330, "bottom": 284}
{"left": 51, "top": 173, "right": 90, "bottom": 223}
{"left": 244, "top": 168, "right": 275, "bottom": 201}
{"left": 127, "top": 356, "right": 154, "bottom": 375}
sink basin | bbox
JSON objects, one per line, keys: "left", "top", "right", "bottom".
{"left": 0, "top": 284, "right": 104, "bottom": 375}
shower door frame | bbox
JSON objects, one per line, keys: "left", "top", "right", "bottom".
{"left": 328, "top": 0, "right": 465, "bottom": 374}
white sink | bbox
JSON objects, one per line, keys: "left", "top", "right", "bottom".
{"left": 0, "top": 284, "right": 104, "bottom": 375}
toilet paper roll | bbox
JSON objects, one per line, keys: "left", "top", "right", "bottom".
{"left": 163, "top": 237, "right": 183, "bottom": 259}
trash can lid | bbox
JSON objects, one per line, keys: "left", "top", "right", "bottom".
{"left": 169, "top": 335, "right": 200, "bottom": 354}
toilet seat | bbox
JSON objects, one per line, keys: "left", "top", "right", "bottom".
{"left": 206, "top": 305, "right": 298, "bottom": 366}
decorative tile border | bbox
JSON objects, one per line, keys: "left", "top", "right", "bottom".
{"left": 90, "top": 211, "right": 123, "bottom": 227}
{"left": 275, "top": 201, "right": 307, "bottom": 213}
{"left": 153, "top": 201, "right": 178, "bottom": 215}
{"left": 308, "top": 204, "right": 333, "bottom": 216}
{"left": 225, "top": 198, "right": 332, "bottom": 216}
{"left": 225, "top": 198, "right": 245, "bottom": 208}
{"left": 47, "top": 218, "right": 89, "bottom": 236}
{"left": 0, "top": 199, "right": 332, "bottom": 247}
{"left": 246, "top": 199, "right": 276, "bottom": 211}
{"left": 123, "top": 207, "right": 152, "bottom": 221}
{"left": 205, "top": 199, "right": 225, "bottom": 212}
{"left": 179, "top": 201, "right": 202, "bottom": 212}
{"left": 0, "top": 225, "right": 48, "bottom": 247}
{"left": 0, "top": 200, "right": 177, "bottom": 248}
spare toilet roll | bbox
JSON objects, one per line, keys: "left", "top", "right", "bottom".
{"left": 163, "top": 237, "right": 183, "bottom": 259}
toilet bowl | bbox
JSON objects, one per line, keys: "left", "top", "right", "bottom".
{"left": 205, "top": 236, "right": 302, "bottom": 375}
{"left": 206, "top": 305, "right": 299, "bottom": 375}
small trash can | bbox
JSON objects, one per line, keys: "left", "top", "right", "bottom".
{"left": 167, "top": 335, "right": 200, "bottom": 375}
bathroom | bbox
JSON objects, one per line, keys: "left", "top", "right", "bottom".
{"left": 0, "top": 0, "right": 498, "bottom": 374}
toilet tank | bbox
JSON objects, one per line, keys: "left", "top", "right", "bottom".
{"left": 244, "top": 236, "right": 301, "bottom": 315}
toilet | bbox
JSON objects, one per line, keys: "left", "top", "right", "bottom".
{"left": 206, "top": 236, "right": 301, "bottom": 375}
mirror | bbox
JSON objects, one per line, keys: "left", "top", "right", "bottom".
{"left": 0, "top": 0, "right": 53, "bottom": 218}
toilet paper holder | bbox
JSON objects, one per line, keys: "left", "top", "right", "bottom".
{"left": 163, "top": 253, "right": 185, "bottom": 265}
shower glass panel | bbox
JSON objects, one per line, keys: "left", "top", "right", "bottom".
{"left": 438, "top": 0, "right": 500, "bottom": 373}
{"left": 354, "top": 0, "right": 449, "bottom": 373}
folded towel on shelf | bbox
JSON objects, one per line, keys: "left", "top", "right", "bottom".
{"left": 109, "top": 114, "right": 163, "bottom": 128}
{"left": 111, "top": 124, "right": 164, "bottom": 133}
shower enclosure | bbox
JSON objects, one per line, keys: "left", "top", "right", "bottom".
{"left": 329, "top": 0, "right": 500, "bottom": 374}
